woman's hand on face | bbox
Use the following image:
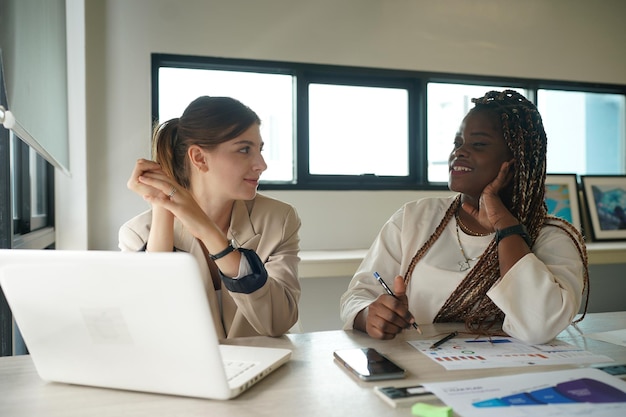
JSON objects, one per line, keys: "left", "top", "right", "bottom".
{"left": 463, "top": 159, "right": 517, "bottom": 230}
{"left": 365, "top": 276, "right": 415, "bottom": 340}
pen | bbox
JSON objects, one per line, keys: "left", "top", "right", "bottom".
{"left": 429, "top": 331, "right": 458, "bottom": 349}
{"left": 373, "top": 272, "right": 422, "bottom": 334}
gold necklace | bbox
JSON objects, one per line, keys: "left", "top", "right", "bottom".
{"left": 455, "top": 212, "right": 491, "bottom": 237}
{"left": 455, "top": 218, "right": 481, "bottom": 272}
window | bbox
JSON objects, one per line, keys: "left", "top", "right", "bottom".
{"left": 153, "top": 54, "right": 626, "bottom": 190}
{"left": 0, "top": 130, "right": 55, "bottom": 357}
{"left": 308, "top": 83, "right": 409, "bottom": 176}
{"left": 1, "top": 44, "right": 57, "bottom": 357}
{"left": 158, "top": 67, "right": 295, "bottom": 182}
{"left": 537, "top": 90, "right": 626, "bottom": 175}
{"left": 9, "top": 134, "right": 55, "bottom": 249}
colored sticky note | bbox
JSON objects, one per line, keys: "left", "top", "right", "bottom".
{"left": 411, "top": 402, "right": 453, "bottom": 417}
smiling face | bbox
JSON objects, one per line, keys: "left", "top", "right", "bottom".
{"left": 202, "top": 123, "right": 267, "bottom": 202}
{"left": 448, "top": 109, "right": 513, "bottom": 202}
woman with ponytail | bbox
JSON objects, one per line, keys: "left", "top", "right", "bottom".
{"left": 340, "top": 90, "right": 588, "bottom": 344}
{"left": 119, "top": 96, "right": 301, "bottom": 338}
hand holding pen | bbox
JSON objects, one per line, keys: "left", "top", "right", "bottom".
{"left": 373, "top": 272, "right": 422, "bottom": 334}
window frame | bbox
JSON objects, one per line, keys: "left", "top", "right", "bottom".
{"left": 0, "top": 132, "right": 55, "bottom": 357}
{"left": 1, "top": 117, "right": 55, "bottom": 359}
{"left": 152, "top": 53, "right": 626, "bottom": 191}
{"left": 296, "top": 71, "right": 423, "bottom": 189}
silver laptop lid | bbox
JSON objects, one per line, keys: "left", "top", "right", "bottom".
{"left": 0, "top": 250, "right": 241, "bottom": 399}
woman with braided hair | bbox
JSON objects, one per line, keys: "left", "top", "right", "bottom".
{"left": 340, "top": 90, "right": 588, "bottom": 344}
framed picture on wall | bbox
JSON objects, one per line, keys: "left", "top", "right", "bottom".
{"left": 581, "top": 175, "right": 626, "bottom": 241}
{"left": 545, "top": 174, "right": 581, "bottom": 232}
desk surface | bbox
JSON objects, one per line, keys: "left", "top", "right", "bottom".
{"left": 1, "top": 312, "right": 625, "bottom": 417}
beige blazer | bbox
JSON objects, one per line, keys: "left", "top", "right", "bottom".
{"left": 118, "top": 193, "right": 301, "bottom": 338}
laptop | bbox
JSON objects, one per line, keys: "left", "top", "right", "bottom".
{"left": 0, "top": 249, "right": 291, "bottom": 400}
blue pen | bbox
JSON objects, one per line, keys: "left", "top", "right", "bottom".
{"left": 373, "top": 272, "right": 422, "bottom": 334}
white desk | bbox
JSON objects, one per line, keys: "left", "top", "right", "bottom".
{"left": 1, "top": 312, "right": 625, "bottom": 417}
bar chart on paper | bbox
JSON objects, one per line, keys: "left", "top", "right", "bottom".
{"left": 422, "top": 368, "right": 626, "bottom": 417}
{"left": 408, "top": 337, "right": 613, "bottom": 370}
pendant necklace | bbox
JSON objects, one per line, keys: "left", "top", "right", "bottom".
{"left": 456, "top": 212, "right": 491, "bottom": 237}
{"left": 455, "top": 214, "right": 481, "bottom": 272}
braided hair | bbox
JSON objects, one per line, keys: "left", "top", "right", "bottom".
{"left": 403, "top": 90, "right": 589, "bottom": 335}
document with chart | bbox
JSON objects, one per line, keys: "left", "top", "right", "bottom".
{"left": 408, "top": 336, "right": 613, "bottom": 370}
{"left": 421, "top": 368, "right": 626, "bottom": 417}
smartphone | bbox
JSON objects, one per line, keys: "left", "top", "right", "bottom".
{"left": 333, "top": 347, "right": 406, "bottom": 381}
{"left": 374, "top": 385, "right": 435, "bottom": 407}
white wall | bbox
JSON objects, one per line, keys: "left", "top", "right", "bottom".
{"left": 61, "top": 0, "right": 626, "bottom": 251}
{"left": 56, "top": 0, "right": 626, "bottom": 332}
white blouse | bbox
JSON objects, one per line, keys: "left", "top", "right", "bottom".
{"left": 340, "top": 195, "right": 585, "bottom": 344}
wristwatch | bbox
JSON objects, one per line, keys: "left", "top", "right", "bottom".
{"left": 209, "top": 239, "right": 239, "bottom": 261}
{"left": 495, "top": 224, "right": 532, "bottom": 248}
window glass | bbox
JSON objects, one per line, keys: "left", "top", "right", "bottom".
{"left": 158, "top": 68, "right": 295, "bottom": 182}
{"left": 308, "top": 84, "right": 409, "bottom": 176}
{"left": 8, "top": 132, "right": 54, "bottom": 239}
{"left": 537, "top": 90, "right": 626, "bottom": 175}
{"left": 29, "top": 148, "right": 48, "bottom": 230}
{"left": 10, "top": 135, "right": 19, "bottom": 224}
{"left": 154, "top": 55, "right": 626, "bottom": 189}
{"left": 426, "top": 83, "right": 527, "bottom": 183}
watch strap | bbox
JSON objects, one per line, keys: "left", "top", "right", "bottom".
{"left": 495, "top": 224, "right": 532, "bottom": 248}
{"left": 209, "top": 241, "right": 237, "bottom": 261}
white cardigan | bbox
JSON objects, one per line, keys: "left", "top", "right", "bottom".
{"left": 340, "top": 195, "right": 585, "bottom": 344}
